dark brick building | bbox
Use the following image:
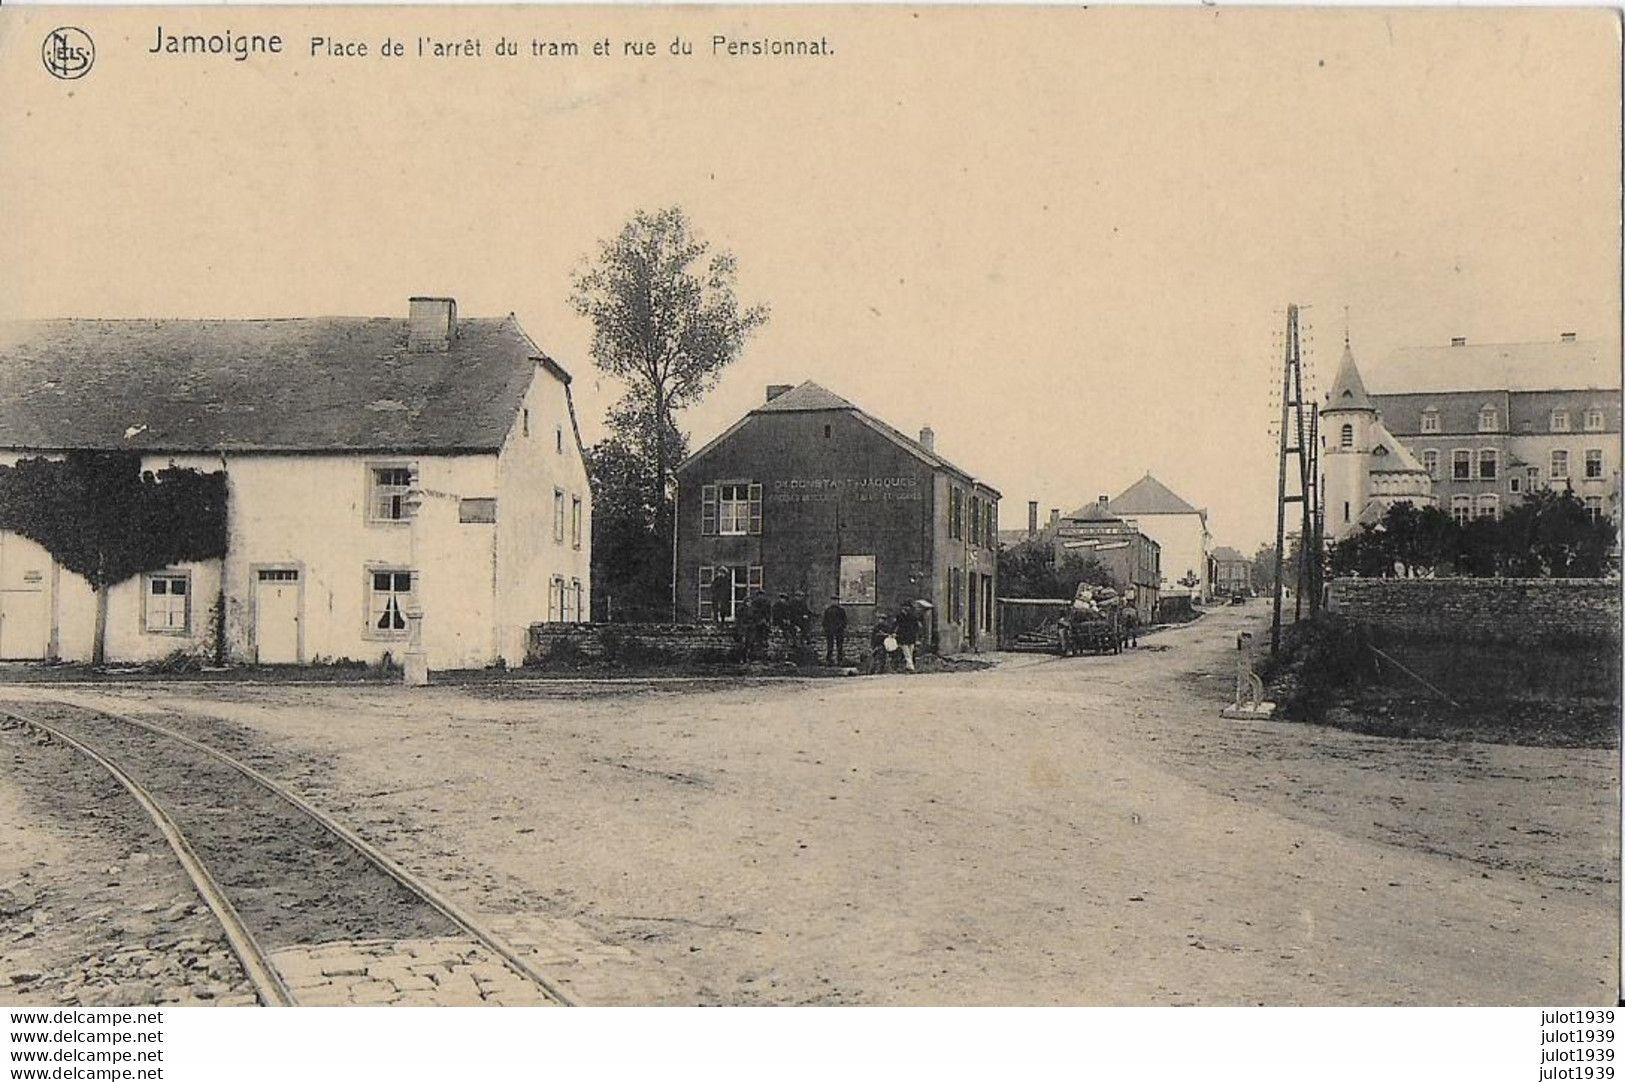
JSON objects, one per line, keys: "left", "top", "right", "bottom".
{"left": 674, "top": 382, "right": 1000, "bottom": 653}
{"left": 1051, "top": 497, "right": 1162, "bottom": 625}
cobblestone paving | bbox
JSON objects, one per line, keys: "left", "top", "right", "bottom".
{"left": 270, "top": 914, "right": 682, "bottom": 1006}
{"left": 271, "top": 937, "right": 555, "bottom": 1007}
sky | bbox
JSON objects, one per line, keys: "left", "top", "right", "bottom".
{"left": 1, "top": 6, "right": 1619, "bottom": 551}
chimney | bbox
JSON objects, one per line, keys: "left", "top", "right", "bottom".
{"left": 1560, "top": 331, "right": 1577, "bottom": 343}
{"left": 1098, "top": 495, "right": 1109, "bottom": 509}
{"left": 1450, "top": 336, "right": 1467, "bottom": 347}
{"left": 919, "top": 426, "right": 935, "bottom": 452}
{"left": 766, "top": 384, "right": 793, "bottom": 402}
{"left": 1027, "top": 500, "right": 1038, "bottom": 537}
{"left": 408, "top": 297, "right": 457, "bottom": 353}
{"left": 1049, "top": 508, "right": 1060, "bottom": 528}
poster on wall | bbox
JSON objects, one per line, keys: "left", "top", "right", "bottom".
{"left": 838, "top": 555, "right": 876, "bottom": 605}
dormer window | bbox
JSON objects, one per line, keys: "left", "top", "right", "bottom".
{"left": 1584, "top": 407, "right": 1605, "bottom": 432}
{"left": 1420, "top": 407, "right": 1439, "bottom": 434}
{"left": 1477, "top": 405, "right": 1499, "bottom": 432}
{"left": 1551, "top": 409, "right": 1571, "bottom": 433}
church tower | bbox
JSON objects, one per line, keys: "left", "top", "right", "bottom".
{"left": 1321, "top": 338, "right": 1378, "bottom": 541}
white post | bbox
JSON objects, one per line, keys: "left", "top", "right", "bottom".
{"left": 402, "top": 473, "right": 429, "bottom": 687}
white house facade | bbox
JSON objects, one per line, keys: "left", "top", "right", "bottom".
{"left": 0, "top": 298, "right": 590, "bottom": 669}
{"left": 1100, "top": 474, "right": 1212, "bottom": 601}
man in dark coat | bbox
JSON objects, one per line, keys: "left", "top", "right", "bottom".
{"left": 771, "top": 593, "right": 792, "bottom": 642}
{"left": 788, "top": 591, "right": 812, "bottom": 647}
{"left": 710, "top": 567, "right": 733, "bottom": 626}
{"left": 821, "top": 597, "right": 848, "bottom": 665}
{"left": 748, "top": 589, "right": 774, "bottom": 658}
{"left": 894, "top": 602, "right": 921, "bottom": 673}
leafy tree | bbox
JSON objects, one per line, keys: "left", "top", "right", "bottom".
{"left": 1327, "top": 493, "right": 1616, "bottom": 580}
{"left": 1497, "top": 488, "right": 1617, "bottom": 577}
{"left": 0, "top": 453, "right": 227, "bottom": 664}
{"left": 586, "top": 406, "right": 690, "bottom": 621}
{"left": 1250, "top": 542, "right": 1281, "bottom": 593}
{"left": 570, "top": 207, "right": 770, "bottom": 593}
{"left": 996, "top": 539, "right": 1116, "bottom": 599}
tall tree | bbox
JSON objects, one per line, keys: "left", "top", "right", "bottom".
{"left": 570, "top": 207, "right": 770, "bottom": 596}
{"left": 1497, "top": 488, "right": 1617, "bottom": 577}
{"left": 585, "top": 398, "right": 690, "bottom": 621}
{"left": 0, "top": 453, "right": 227, "bottom": 663}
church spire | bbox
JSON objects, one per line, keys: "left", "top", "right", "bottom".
{"left": 1324, "top": 336, "right": 1375, "bottom": 413}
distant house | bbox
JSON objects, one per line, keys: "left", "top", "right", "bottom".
{"left": 674, "top": 381, "right": 1000, "bottom": 653}
{"left": 1102, "top": 474, "right": 1213, "bottom": 601}
{"left": 0, "top": 298, "right": 591, "bottom": 668}
{"left": 1211, "top": 546, "right": 1252, "bottom": 596}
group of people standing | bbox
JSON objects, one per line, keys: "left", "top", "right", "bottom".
{"left": 722, "top": 586, "right": 926, "bottom": 674}
{"left": 724, "top": 586, "right": 815, "bottom": 660}
{"left": 821, "top": 598, "right": 923, "bottom": 674}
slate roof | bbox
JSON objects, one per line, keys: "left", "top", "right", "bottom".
{"left": 1324, "top": 343, "right": 1375, "bottom": 412}
{"left": 1062, "top": 499, "right": 1122, "bottom": 522}
{"left": 682, "top": 380, "right": 1000, "bottom": 495}
{"left": 0, "top": 316, "right": 549, "bottom": 453}
{"left": 1371, "top": 388, "right": 1621, "bottom": 437}
{"left": 1211, "top": 546, "right": 1248, "bottom": 564}
{"left": 1366, "top": 337, "right": 1619, "bottom": 395}
{"left": 754, "top": 382, "right": 857, "bottom": 413}
{"left": 1365, "top": 417, "right": 1432, "bottom": 475}
{"left": 1108, "top": 473, "right": 1201, "bottom": 516}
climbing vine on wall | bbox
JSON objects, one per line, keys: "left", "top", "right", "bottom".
{"left": 0, "top": 452, "right": 227, "bottom": 662}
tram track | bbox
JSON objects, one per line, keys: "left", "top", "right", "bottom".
{"left": 0, "top": 700, "right": 577, "bottom": 1007}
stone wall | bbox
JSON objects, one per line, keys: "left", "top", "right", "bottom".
{"left": 527, "top": 622, "right": 875, "bottom": 665}
{"left": 1327, "top": 578, "right": 1620, "bottom": 645}
{"left": 1325, "top": 577, "right": 1620, "bottom": 701}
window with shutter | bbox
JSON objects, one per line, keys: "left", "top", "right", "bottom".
{"left": 748, "top": 483, "right": 763, "bottom": 534}
{"left": 701, "top": 484, "right": 719, "bottom": 535}
{"left": 698, "top": 566, "right": 714, "bottom": 620}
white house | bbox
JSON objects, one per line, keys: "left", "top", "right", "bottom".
{"left": 0, "top": 297, "right": 591, "bottom": 669}
{"left": 1097, "top": 473, "right": 1212, "bottom": 601}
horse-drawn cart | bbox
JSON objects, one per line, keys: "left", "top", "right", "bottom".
{"left": 1058, "top": 607, "right": 1123, "bottom": 655}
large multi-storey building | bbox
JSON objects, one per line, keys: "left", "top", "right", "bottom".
{"left": 1322, "top": 333, "right": 1620, "bottom": 540}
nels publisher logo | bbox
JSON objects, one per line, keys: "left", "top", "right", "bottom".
{"left": 42, "top": 27, "right": 95, "bottom": 80}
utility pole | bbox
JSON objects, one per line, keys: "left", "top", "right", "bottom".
{"left": 1271, "top": 304, "right": 1318, "bottom": 654}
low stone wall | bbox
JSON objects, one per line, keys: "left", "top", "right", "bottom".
{"left": 1327, "top": 578, "right": 1620, "bottom": 646}
{"left": 1325, "top": 577, "right": 1621, "bottom": 701}
{"left": 527, "top": 622, "right": 874, "bottom": 665}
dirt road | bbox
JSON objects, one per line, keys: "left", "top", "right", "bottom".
{"left": 6, "top": 605, "right": 1615, "bottom": 1004}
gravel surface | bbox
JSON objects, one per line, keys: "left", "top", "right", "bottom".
{"left": 8, "top": 702, "right": 457, "bottom": 952}
{"left": 0, "top": 719, "right": 255, "bottom": 1006}
{"left": 10, "top": 605, "right": 1617, "bottom": 1005}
